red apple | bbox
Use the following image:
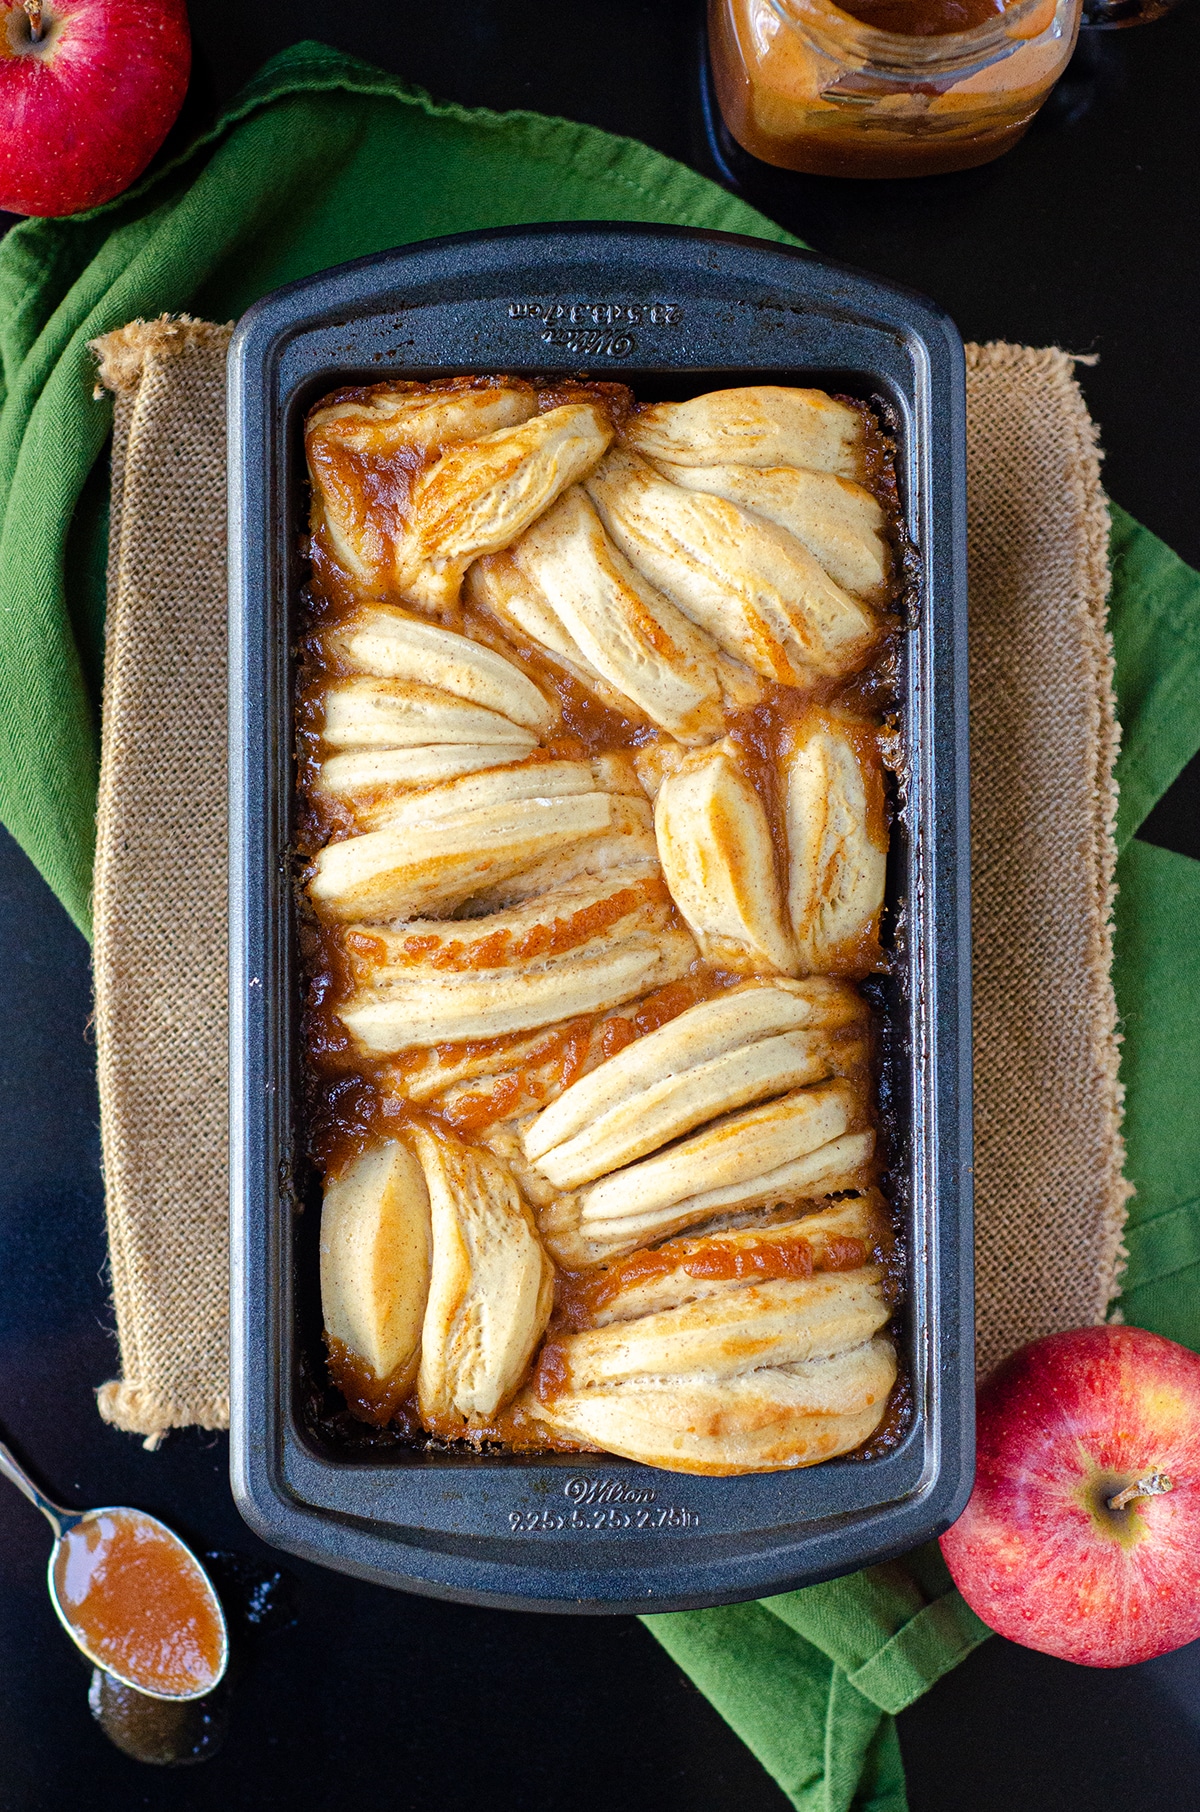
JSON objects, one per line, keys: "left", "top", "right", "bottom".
{"left": 0, "top": 0, "right": 189, "bottom": 217}
{"left": 941, "top": 1325, "right": 1200, "bottom": 1667}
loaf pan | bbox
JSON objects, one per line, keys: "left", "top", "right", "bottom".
{"left": 228, "top": 223, "right": 974, "bottom": 1612}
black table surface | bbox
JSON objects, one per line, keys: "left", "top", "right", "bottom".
{"left": 2, "top": 4, "right": 1199, "bottom": 1806}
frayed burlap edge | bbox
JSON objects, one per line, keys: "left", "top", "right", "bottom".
{"left": 95, "top": 1383, "right": 231, "bottom": 1451}
{"left": 92, "top": 313, "right": 234, "bottom": 396}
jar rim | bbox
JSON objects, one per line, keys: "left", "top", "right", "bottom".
{"left": 767, "top": 0, "right": 1060, "bottom": 69}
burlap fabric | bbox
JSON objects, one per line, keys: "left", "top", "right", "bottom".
{"left": 964, "top": 344, "right": 1129, "bottom": 1373}
{"left": 92, "top": 318, "right": 233, "bottom": 1442}
{"left": 89, "top": 321, "right": 1126, "bottom": 1439}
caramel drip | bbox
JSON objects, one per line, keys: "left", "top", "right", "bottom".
{"left": 325, "top": 1335, "right": 421, "bottom": 1430}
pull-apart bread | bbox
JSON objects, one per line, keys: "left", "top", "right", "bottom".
{"left": 299, "top": 376, "right": 905, "bottom": 1475}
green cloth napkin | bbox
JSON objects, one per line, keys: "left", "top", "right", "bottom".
{"left": 648, "top": 1544, "right": 992, "bottom": 1811}
{"left": 1108, "top": 508, "right": 1200, "bottom": 1353}
{"left": 2, "top": 43, "right": 1198, "bottom": 1812}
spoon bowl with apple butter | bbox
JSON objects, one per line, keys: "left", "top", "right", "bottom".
{"left": 0, "top": 1436, "right": 228, "bottom": 1702}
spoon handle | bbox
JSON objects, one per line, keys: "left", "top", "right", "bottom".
{"left": 0, "top": 1438, "right": 78, "bottom": 1539}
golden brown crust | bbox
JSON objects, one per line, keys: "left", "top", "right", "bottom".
{"left": 303, "top": 377, "right": 905, "bottom": 1473}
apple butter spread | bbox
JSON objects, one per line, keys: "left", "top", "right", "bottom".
{"left": 298, "top": 374, "right": 909, "bottom": 1476}
{"left": 54, "top": 1510, "right": 225, "bottom": 1698}
{"left": 708, "top": 0, "right": 1082, "bottom": 178}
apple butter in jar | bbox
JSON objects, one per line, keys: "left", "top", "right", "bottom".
{"left": 709, "top": 0, "right": 1083, "bottom": 176}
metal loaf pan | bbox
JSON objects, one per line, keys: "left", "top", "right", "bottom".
{"left": 228, "top": 224, "right": 974, "bottom": 1613}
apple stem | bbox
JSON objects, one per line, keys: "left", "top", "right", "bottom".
{"left": 1107, "top": 1471, "right": 1174, "bottom": 1512}
{"left": 23, "top": 0, "right": 43, "bottom": 40}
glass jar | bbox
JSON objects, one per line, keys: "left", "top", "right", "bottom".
{"left": 709, "top": 0, "right": 1084, "bottom": 177}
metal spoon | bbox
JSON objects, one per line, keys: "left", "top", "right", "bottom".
{"left": 0, "top": 1437, "right": 229, "bottom": 1702}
